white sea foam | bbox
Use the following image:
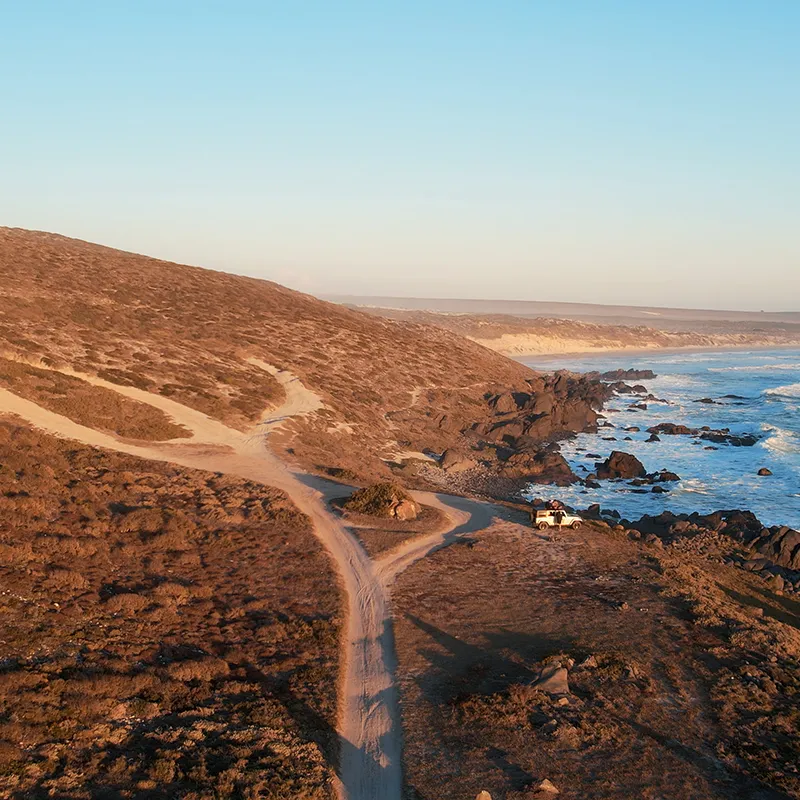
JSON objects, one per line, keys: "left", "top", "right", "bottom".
{"left": 650, "top": 375, "right": 701, "bottom": 392}
{"left": 674, "top": 478, "right": 711, "bottom": 495}
{"left": 762, "top": 423, "right": 800, "bottom": 455}
{"left": 764, "top": 383, "right": 800, "bottom": 398}
{"left": 709, "top": 363, "right": 800, "bottom": 372}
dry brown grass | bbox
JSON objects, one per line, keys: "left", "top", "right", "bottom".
{"left": 0, "top": 357, "right": 190, "bottom": 440}
{"left": 336, "top": 504, "right": 448, "bottom": 558}
{"left": 0, "top": 419, "right": 342, "bottom": 799}
{"left": 0, "top": 226, "right": 535, "bottom": 475}
{"left": 391, "top": 519, "right": 800, "bottom": 799}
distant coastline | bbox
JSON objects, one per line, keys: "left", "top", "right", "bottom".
{"left": 337, "top": 300, "right": 800, "bottom": 362}
{"left": 510, "top": 341, "right": 800, "bottom": 364}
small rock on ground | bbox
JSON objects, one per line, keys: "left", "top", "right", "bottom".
{"left": 534, "top": 663, "right": 570, "bottom": 695}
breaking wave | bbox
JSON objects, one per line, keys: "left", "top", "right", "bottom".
{"left": 674, "top": 478, "right": 712, "bottom": 495}
{"left": 710, "top": 363, "right": 800, "bottom": 372}
{"left": 762, "top": 423, "right": 800, "bottom": 455}
{"left": 764, "top": 383, "right": 800, "bottom": 399}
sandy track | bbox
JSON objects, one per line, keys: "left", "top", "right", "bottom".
{"left": 0, "top": 367, "right": 496, "bottom": 800}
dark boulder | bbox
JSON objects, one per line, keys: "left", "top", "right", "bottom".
{"left": 647, "top": 422, "right": 758, "bottom": 447}
{"left": 595, "top": 451, "right": 647, "bottom": 480}
{"left": 654, "top": 470, "right": 681, "bottom": 482}
{"left": 608, "top": 381, "right": 636, "bottom": 394}
{"left": 598, "top": 369, "right": 656, "bottom": 381}
{"left": 499, "top": 448, "right": 576, "bottom": 485}
{"left": 648, "top": 423, "right": 696, "bottom": 436}
{"left": 700, "top": 431, "right": 758, "bottom": 447}
{"left": 754, "top": 527, "right": 800, "bottom": 570}
{"left": 440, "top": 449, "right": 477, "bottom": 473}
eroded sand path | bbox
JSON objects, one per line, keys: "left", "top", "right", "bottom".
{"left": 0, "top": 367, "right": 497, "bottom": 800}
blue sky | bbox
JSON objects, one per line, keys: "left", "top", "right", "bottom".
{"left": 2, "top": 1, "right": 798, "bottom": 309}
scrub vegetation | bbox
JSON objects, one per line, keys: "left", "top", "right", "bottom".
{"left": 0, "top": 420, "right": 342, "bottom": 799}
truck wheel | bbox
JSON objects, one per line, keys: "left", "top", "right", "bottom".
{"left": 538, "top": 522, "right": 549, "bottom": 530}
{"left": 572, "top": 521, "right": 582, "bottom": 530}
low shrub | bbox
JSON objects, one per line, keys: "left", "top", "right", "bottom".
{"left": 343, "top": 482, "right": 413, "bottom": 517}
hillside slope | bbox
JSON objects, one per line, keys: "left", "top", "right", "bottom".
{"left": 0, "top": 228, "right": 605, "bottom": 482}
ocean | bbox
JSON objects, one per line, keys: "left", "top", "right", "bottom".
{"left": 521, "top": 348, "right": 800, "bottom": 529}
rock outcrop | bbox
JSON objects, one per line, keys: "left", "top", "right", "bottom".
{"left": 498, "top": 448, "right": 576, "bottom": 485}
{"left": 427, "top": 372, "right": 615, "bottom": 492}
{"left": 596, "top": 368, "right": 656, "bottom": 381}
{"left": 581, "top": 369, "right": 656, "bottom": 401}
{"left": 631, "top": 509, "right": 800, "bottom": 573}
{"left": 595, "top": 451, "right": 646, "bottom": 480}
{"left": 647, "top": 423, "right": 758, "bottom": 447}
{"left": 439, "top": 449, "right": 476, "bottom": 473}
{"left": 482, "top": 372, "right": 612, "bottom": 446}
{"left": 751, "top": 526, "right": 800, "bottom": 570}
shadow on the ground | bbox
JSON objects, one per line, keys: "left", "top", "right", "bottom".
{"left": 404, "top": 612, "right": 795, "bottom": 800}
{"left": 406, "top": 613, "right": 575, "bottom": 701}
{"left": 611, "top": 713, "right": 795, "bottom": 800}
{"left": 720, "top": 584, "right": 800, "bottom": 631}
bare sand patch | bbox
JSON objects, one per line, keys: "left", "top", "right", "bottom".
{"left": 0, "top": 357, "right": 191, "bottom": 441}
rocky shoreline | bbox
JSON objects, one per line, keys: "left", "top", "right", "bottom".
{"left": 397, "top": 364, "right": 766, "bottom": 501}
{"left": 395, "top": 364, "right": 800, "bottom": 599}
{"left": 582, "top": 506, "right": 800, "bottom": 598}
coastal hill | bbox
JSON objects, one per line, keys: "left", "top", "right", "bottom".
{"left": 0, "top": 227, "right": 607, "bottom": 484}
{"left": 327, "top": 294, "right": 800, "bottom": 326}
{"left": 330, "top": 296, "right": 800, "bottom": 357}
{"left": 1, "top": 227, "right": 798, "bottom": 799}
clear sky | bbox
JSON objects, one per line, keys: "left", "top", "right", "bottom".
{"left": 2, "top": 1, "right": 798, "bottom": 310}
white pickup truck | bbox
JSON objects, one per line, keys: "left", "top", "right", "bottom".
{"left": 531, "top": 509, "right": 583, "bottom": 530}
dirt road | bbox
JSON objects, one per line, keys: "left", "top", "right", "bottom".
{"left": 0, "top": 365, "right": 497, "bottom": 800}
